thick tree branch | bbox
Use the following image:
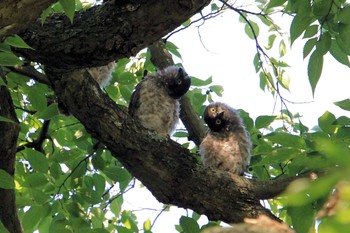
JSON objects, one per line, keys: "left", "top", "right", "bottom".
{"left": 149, "top": 40, "right": 206, "bottom": 146}
{"left": 45, "top": 68, "right": 302, "bottom": 223}
{"left": 16, "top": 0, "right": 211, "bottom": 70}
{"left": 0, "top": 0, "right": 57, "bottom": 40}
{"left": 0, "top": 83, "right": 22, "bottom": 232}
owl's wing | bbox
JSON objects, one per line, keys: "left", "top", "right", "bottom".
{"left": 128, "top": 81, "right": 143, "bottom": 116}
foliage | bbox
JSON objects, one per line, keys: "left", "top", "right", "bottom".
{"left": 0, "top": 0, "right": 350, "bottom": 232}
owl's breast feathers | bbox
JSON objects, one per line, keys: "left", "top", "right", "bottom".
{"left": 200, "top": 130, "right": 251, "bottom": 175}
{"left": 129, "top": 66, "right": 191, "bottom": 135}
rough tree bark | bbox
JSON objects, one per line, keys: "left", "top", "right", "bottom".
{"left": 2, "top": 0, "right": 305, "bottom": 229}
{"left": 0, "top": 0, "right": 57, "bottom": 41}
{"left": 0, "top": 82, "right": 22, "bottom": 233}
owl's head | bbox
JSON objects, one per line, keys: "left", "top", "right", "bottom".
{"left": 162, "top": 66, "right": 191, "bottom": 99}
{"left": 203, "top": 102, "right": 241, "bottom": 132}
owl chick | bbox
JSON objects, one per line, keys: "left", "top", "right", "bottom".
{"left": 87, "top": 62, "right": 116, "bottom": 88}
{"left": 128, "top": 66, "right": 191, "bottom": 136}
{"left": 199, "top": 102, "right": 251, "bottom": 175}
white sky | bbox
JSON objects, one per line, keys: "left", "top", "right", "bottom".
{"left": 122, "top": 4, "right": 350, "bottom": 233}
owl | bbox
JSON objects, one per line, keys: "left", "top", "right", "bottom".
{"left": 128, "top": 66, "right": 191, "bottom": 136}
{"left": 199, "top": 102, "right": 251, "bottom": 175}
{"left": 87, "top": 62, "right": 116, "bottom": 88}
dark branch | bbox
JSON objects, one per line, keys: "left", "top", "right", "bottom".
{"left": 17, "top": 120, "right": 51, "bottom": 153}
{"left": 8, "top": 65, "right": 50, "bottom": 86}
{"left": 16, "top": 0, "right": 211, "bottom": 70}
{"left": 0, "top": 72, "right": 23, "bottom": 232}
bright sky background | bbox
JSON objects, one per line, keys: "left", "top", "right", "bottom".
{"left": 121, "top": 2, "right": 350, "bottom": 232}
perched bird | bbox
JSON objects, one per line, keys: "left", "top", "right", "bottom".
{"left": 128, "top": 66, "right": 191, "bottom": 136}
{"left": 87, "top": 62, "right": 116, "bottom": 88}
{"left": 199, "top": 102, "right": 251, "bottom": 175}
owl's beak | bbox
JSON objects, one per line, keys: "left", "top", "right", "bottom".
{"left": 217, "top": 110, "right": 224, "bottom": 117}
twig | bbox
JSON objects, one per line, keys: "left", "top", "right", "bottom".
{"left": 8, "top": 65, "right": 50, "bottom": 86}
{"left": 17, "top": 120, "right": 51, "bottom": 153}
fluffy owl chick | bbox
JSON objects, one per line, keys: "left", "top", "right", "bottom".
{"left": 199, "top": 102, "right": 251, "bottom": 175}
{"left": 128, "top": 66, "right": 191, "bottom": 136}
{"left": 87, "top": 62, "right": 116, "bottom": 88}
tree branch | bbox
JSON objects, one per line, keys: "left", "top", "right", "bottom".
{"left": 16, "top": 0, "right": 211, "bottom": 70}
{"left": 0, "top": 78, "right": 22, "bottom": 232}
{"left": 44, "top": 68, "right": 303, "bottom": 223}
{"left": 8, "top": 65, "right": 50, "bottom": 86}
{"left": 0, "top": 0, "right": 57, "bottom": 40}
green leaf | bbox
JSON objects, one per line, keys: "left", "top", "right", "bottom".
{"left": 209, "top": 85, "right": 224, "bottom": 97}
{"left": 0, "top": 52, "right": 24, "bottom": 66}
{"left": 316, "top": 32, "right": 331, "bottom": 55}
{"left": 245, "top": 20, "right": 259, "bottom": 39}
{"left": 191, "top": 76, "right": 212, "bottom": 86}
{"left": 35, "top": 103, "right": 59, "bottom": 120}
{"left": 4, "top": 35, "right": 33, "bottom": 49}
{"left": 267, "top": 0, "right": 287, "bottom": 9}
{"left": 338, "top": 6, "right": 350, "bottom": 24}
{"left": 26, "top": 149, "right": 49, "bottom": 173}
{"left": 303, "top": 25, "right": 319, "bottom": 39}
{"left": 253, "top": 53, "right": 261, "bottom": 72}
{"left": 103, "top": 167, "right": 131, "bottom": 183}
{"left": 307, "top": 50, "right": 323, "bottom": 96}
{"left": 0, "top": 169, "right": 14, "bottom": 189}
{"left": 266, "top": 34, "right": 277, "bottom": 50}
{"left": 255, "top": 115, "right": 276, "bottom": 129}
{"left": 179, "top": 216, "right": 200, "bottom": 233}
{"left": 93, "top": 173, "right": 105, "bottom": 196}
{"left": 303, "top": 37, "right": 317, "bottom": 59}
{"left": 0, "top": 116, "right": 16, "bottom": 123}
{"left": 334, "top": 98, "right": 350, "bottom": 111}
{"left": 329, "top": 40, "right": 350, "bottom": 67}
{"left": 27, "top": 87, "right": 47, "bottom": 111}
{"left": 0, "top": 222, "right": 10, "bottom": 233}
{"left": 166, "top": 41, "right": 182, "bottom": 59}
{"left": 265, "top": 132, "right": 305, "bottom": 148}
{"left": 59, "top": 0, "right": 75, "bottom": 23}
{"left": 23, "top": 173, "right": 48, "bottom": 187}
{"left": 115, "top": 72, "right": 135, "bottom": 85}
{"left": 290, "top": 14, "right": 313, "bottom": 44}
{"left": 279, "top": 39, "right": 287, "bottom": 57}
{"left": 288, "top": 204, "right": 315, "bottom": 233}
{"left": 313, "top": 0, "right": 333, "bottom": 17}
{"left": 143, "top": 219, "right": 151, "bottom": 232}
{"left": 22, "top": 206, "right": 45, "bottom": 231}
{"left": 318, "top": 111, "right": 337, "bottom": 134}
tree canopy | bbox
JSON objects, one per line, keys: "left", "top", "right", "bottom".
{"left": 1, "top": 0, "right": 350, "bottom": 233}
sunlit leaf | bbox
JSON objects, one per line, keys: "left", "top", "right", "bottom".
{"left": 329, "top": 40, "right": 350, "bottom": 67}
{"left": 191, "top": 76, "right": 212, "bottom": 86}
{"left": 59, "top": 0, "right": 75, "bottom": 23}
{"left": 265, "top": 132, "right": 305, "bottom": 148}
{"left": 318, "top": 111, "right": 336, "bottom": 134}
{"left": 245, "top": 20, "right": 259, "bottom": 39}
{"left": 143, "top": 219, "right": 152, "bottom": 232}
{"left": 255, "top": 115, "right": 276, "bottom": 129}
{"left": 209, "top": 85, "right": 224, "bottom": 97}
{"left": 267, "top": 0, "right": 287, "bottom": 9}
{"left": 290, "top": 14, "right": 313, "bottom": 44}
{"left": 338, "top": 6, "right": 350, "bottom": 24}
{"left": 334, "top": 98, "right": 350, "bottom": 111}
{"left": 26, "top": 149, "right": 49, "bottom": 173}
{"left": 4, "top": 35, "right": 33, "bottom": 49}
{"left": 303, "top": 37, "right": 317, "bottom": 59}
{"left": 166, "top": 41, "right": 182, "bottom": 59}
{"left": 307, "top": 50, "right": 323, "bottom": 95}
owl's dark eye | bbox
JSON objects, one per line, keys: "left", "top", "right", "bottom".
{"left": 210, "top": 108, "right": 216, "bottom": 113}
{"left": 215, "top": 119, "right": 221, "bottom": 125}
{"left": 177, "top": 79, "right": 182, "bottom": 85}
